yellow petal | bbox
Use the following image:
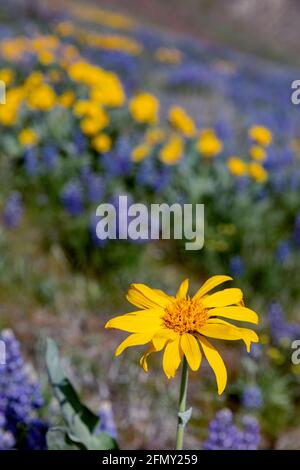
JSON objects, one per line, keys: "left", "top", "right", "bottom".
{"left": 202, "top": 288, "right": 243, "bottom": 308}
{"left": 176, "top": 279, "right": 189, "bottom": 299}
{"left": 115, "top": 332, "right": 153, "bottom": 356}
{"left": 193, "top": 275, "right": 232, "bottom": 300}
{"left": 208, "top": 306, "right": 259, "bottom": 324}
{"left": 198, "top": 336, "right": 227, "bottom": 394}
{"left": 140, "top": 332, "right": 170, "bottom": 372}
{"left": 199, "top": 321, "right": 258, "bottom": 352}
{"left": 105, "top": 313, "right": 162, "bottom": 333}
{"left": 152, "top": 328, "right": 177, "bottom": 349}
{"left": 139, "top": 344, "right": 156, "bottom": 372}
{"left": 162, "top": 335, "right": 182, "bottom": 379}
{"left": 127, "top": 283, "right": 173, "bottom": 309}
{"left": 180, "top": 333, "right": 202, "bottom": 371}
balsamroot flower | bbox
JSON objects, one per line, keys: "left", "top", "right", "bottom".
{"left": 105, "top": 275, "right": 259, "bottom": 394}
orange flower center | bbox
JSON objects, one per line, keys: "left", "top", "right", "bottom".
{"left": 163, "top": 298, "right": 209, "bottom": 334}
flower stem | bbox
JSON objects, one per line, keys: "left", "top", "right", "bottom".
{"left": 176, "top": 356, "right": 189, "bottom": 450}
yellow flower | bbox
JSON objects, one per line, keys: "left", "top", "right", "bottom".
{"left": 105, "top": 276, "right": 259, "bottom": 394}
{"left": 129, "top": 93, "right": 159, "bottom": 124}
{"left": 92, "top": 134, "right": 112, "bottom": 153}
{"left": 155, "top": 47, "right": 183, "bottom": 64}
{"left": 248, "top": 162, "right": 268, "bottom": 183}
{"left": 197, "top": 129, "right": 223, "bottom": 158}
{"left": 59, "top": 91, "right": 75, "bottom": 108}
{"left": 55, "top": 21, "right": 75, "bottom": 37}
{"left": 0, "top": 87, "right": 24, "bottom": 126}
{"left": 248, "top": 125, "right": 273, "bottom": 147}
{"left": 145, "top": 127, "right": 165, "bottom": 145}
{"left": 227, "top": 157, "right": 248, "bottom": 177}
{"left": 168, "top": 106, "right": 196, "bottom": 137}
{"left": 18, "top": 128, "right": 38, "bottom": 147}
{"left": 80, "top": 117, "right": 108, "bottom": 136}
{"left": 160, "top": 134, "right": 184, "bottom": 165}
{"left": 249, "top": 145, "right": 266, "bottom": 162}
{"left": 131, "top": 143, "right": 151, "bottom": 162}
{"left": 0, "top": 68, "right": 14, "bottom": 86}
{"left": 27, "top": 83, "right": 56, "bottom": 111}
{"left": 68, "top": 61, "right": 125, "bottom": 107}
{"left": 38, "top": 50, "right": 55, "bottom": 65}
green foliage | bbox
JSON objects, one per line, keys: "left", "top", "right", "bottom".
{"left": 45, "top": 338, "right": 118, "bottom": 450}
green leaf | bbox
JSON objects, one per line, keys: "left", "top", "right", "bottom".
{"left": 46, "top": 427, "right": 83, "bottom": 450}
{"left": 45, "top": 338, "right": 118, "bottom": 450}
{"left": 178, "top": 407, "right": 193, "bottom": 427}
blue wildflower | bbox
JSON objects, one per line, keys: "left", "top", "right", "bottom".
{"left": 242, "top": 385, "right": 263, "bottom": 410}
{"left": 2, "top": 192, "right": 23, "bottom": 229}
{"left": 97, "top": 401, "right": 117, "bottom": 439}
{"left": 61, "top": 180, "right": 84, "bottom": 216}
{"left": 229, "top": 256, "right": 244, "bottom": 277}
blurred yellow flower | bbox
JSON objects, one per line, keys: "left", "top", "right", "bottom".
{"left": 248, "top": 125, "right": 272, "bottom": 146}
{"left": 59, "top": 91, "right": 75, "bottom": 108}
{"left": 129, "top": 93, "right": 159, "bottom": 124}
{"left": 131, "top": 143, "right": 151, "bottom": 162}
{"left": 145, "top": 127, "right": 165, "bottom": 145}
{"left": 160, "top": 134, "right": 184, "bottom": 165}
{"left": 267, "top": 347, "right": 284, "bottom": 365}
{"left": 168, "top": 106, "right": 196, "bottom": 137}
{"left": 38, "top": 50, "right": 55, "bottom": 65}
{"left": 106, "top": 276, "right": 259, "bottom": 394}
{"left": 18, "top": 128, "right": 38, "bottom": 147}
{"left": 0, "top": 68, "right": 14, "bottom": 86}
{"left": 55, "top": 21, "right": 75, "bottom": 37}
{"left": 0, "top": 87, "right": 24, "bottom": 126}
{"left": 92, "top": 134, "right": 112, "bottom": 153}
{"left": 227, "top": 157, "right": 248, "bottom": 177}
{"left": 197, "top": 129, "right": 223, "bottom": 158}
{"left": 248, "top": 162, "right": 268, "bottom": 183}
{"left": 155, "top": 47, "right": 183, "bottom": 64}
{"left": 249, "top": 145, "right": 267, "bottom": 162}
{"left": 27, "top": 83, "right": 57, "bottom": 111}
{"left": 80, "top": 117, "right": 108, "bottom": 136}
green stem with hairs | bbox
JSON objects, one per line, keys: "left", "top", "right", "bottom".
{"left": 175, "top": 357, "right": 189, "bottom": 450}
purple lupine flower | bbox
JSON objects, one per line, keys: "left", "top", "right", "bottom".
{"left": 43, "top": 145, "right": 58, "bottom": 170}
{"left": 23, "top": 148, "right": 39, "bottom": 176}
{"left": 229, "top": 256, "right": 244, "bottom": 277}
{"left": 239, "top": 416, "right": 260, "bottom": 450}
{"left": 23, "top": 418, "right": 48, "bottom": 450}
{"left": 275, "top": 240, "right": 292, "bottom": 263}
{"left": 102, "top": 137, "right": 133, "bottom": 177}
{"left": 80, "top": 164, "right": 104, "bottom": 204}
{"left": 203, "top": 409, "right": 241, "bottom": 450}
{"left": 0, "top": 330, "right": 48, "bottom": 449}
{"left": 267, "top": 303, "right": 300, "bottom": 346}
{"left": 204, "top": 409, "right": 260, "bottom": 450}
{"left": 248, "top": 343, "right": 263, "bottom": 361}
{"left": 86, "top": 174, "right": 104, "bottom": 204}
{"left": 136, "top": 159, "right": 170, "bottom": 193}
{"left": 2, "top": 192, "right": 23, "bottom": 229}
{"left": 97, "top": 401, "right": 117, "bottom": 439}
{"left": 74, "top": 132, "right": 87, "bottom": 155}
{"left": 294, "top": 213, "right": 300, "bottom": 248}
{"left": 0, "top": 419, "right": 15, "bottom": 450}
{"left": 242, "top": 385, "right": 263, "bottom": 410}
{"left": 61, "top": 180, "right": 84, "bottom": 216}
